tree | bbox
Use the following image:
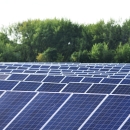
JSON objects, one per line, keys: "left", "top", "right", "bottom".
{"left": 36, "top": 47, "right": 58, "bottom": 62}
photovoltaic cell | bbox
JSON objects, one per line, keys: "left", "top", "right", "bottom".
{"left": 121, "top": 118, "right": 130, "bottom": 130}
{"left": 0, "top": 81, "right": 18, "bottom": 90}
{"left": 0, "top": 91, "right": 4, "bottom": 95}
{"left": 0, "top": 74, "right": 9, "bottom": 80}
{"left": 7, "top": 93, "right": 70, "bottom": 130}
{"left": 61, "top": 76, "right": 83, "bottom": 83}
{"left": 13, "top": 82, "right": 41, "bottom": 91}
{"left": 120, "top": 79, "right": 130, "bottom": 84}
{"left": 112, "top": 85, "right": 130, "bottom": 94}
{"left": 87, "top": 83, "right": 116, "bottom": 94}
{"left": 0, "top": 92, "right": 35, "bottom": 129}
{"left": 81, "top": 95, "right": 130, "bottom": 130}
{"left": 7, "top": 74, "right": 28, "bottom": 81}
{"left": 82, "top": 77, "right": 102, "bottom": 83}
{"left": 44, "top": 94, "right": 105, "bottom": 130}
{"left": 12, "top": 70, "right": 24, "bottom": 73}
{"left": 25, "top": 75, "right": 46, "bottom": 82}
{"left": 37, "top": 83, "right": 66, "bottom": 92}
{"left": 62, "top": 83, "right": 92, "bottom": 93}
{"left": 43, "top": 76, "right": 64, "bottom": 83}
{"left": 101, "top": 78, "right": 122, "bottom": 84}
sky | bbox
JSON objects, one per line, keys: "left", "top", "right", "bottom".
{"left": 0, "top": 0, "right": 130, "bottom": 28}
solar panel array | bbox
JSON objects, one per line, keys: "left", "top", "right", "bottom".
{"left": 0, "top": 62, "right": 130, "bottom": 130}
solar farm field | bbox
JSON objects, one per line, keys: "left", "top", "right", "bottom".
{"left": 0, "top": 62, "right": 130, "bottom": 130}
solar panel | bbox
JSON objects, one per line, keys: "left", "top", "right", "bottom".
{"left": 37, "top": 83, "right": 66, "bottom": 92}
{"left": 0, "top": 62, "right": 130, "bottom": 130}
{"left": 12, "top": 70, "right": 24, "bottom": 73}
{"left": 7, "top": 74, "right": 28, "bottom": 81}
{"left": 0, "top": 69, "right": 12, "bottom": 73}
{"left": 0, "top": 81, "right": 18, "bottom": 90}
{"left": 13, "top": 82, "right": 41, "bottom": 91}
{"left": 120, "top": 118, "right": 130, "bottom": 130}
{"left": 101, "top": 78, "right": 122, "bottom": 84}
{"left": 0, "top": 74, "right": 9, "bottom": 80}
{"left": 0, "top": 65, "right": 7, "bottom": 69}
{"left": 43, "top": 76, "right": 64, "bottom": 83}
{"left": 0, "top": 91, "right": 4, "bottom": 95}
{"left": 62, "top": 83, "right": 92, "bottom": 93}
{"left": 112, "top": 85, "right": 130, "bottom": 94}
{"left": 25, "top": 75, "right": 46, "bottom": 82}
{"left": 0, "top": 91, "right": 35, "bottom": 129}
{"left": 6, "top": 93, "right": 70, "bottom": 130}
{"left": 120, "top": 79, "right": 130, "bottom": 84}
{"left": 87, "top": 83, "right": 116, "bottom": 94}
{"left": 61, "top": 76, "right": 83, "bottom": 83}
{"left": 81, "top": 95, "right": 130, "bottom": 130}
{"left": 43, "top": 94, "right": 105, "bottom": 130}
{"left": 82, "top": 77, "right": 102, "bottom": 83}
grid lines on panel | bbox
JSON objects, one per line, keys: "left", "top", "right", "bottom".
{"left": 0, "top": 81, "right": 18, "bottom": 90}
{"left": 0, "top": 92, "right": 35, "bottom": 129}
{"left": 43, "top": 76, "right": 64, "bottom": 83}
{"left": 87, "top": 83, "right": 116, "bottom": 94}
{"left": 101, "top": 78, "right": 122, "bottom": 84}
{"left": 61, "top": 76, "right": 83, "bottom": 83}
{"left": 120, "top": 118, "right": 130, "bottom": 130}
{"left": 44, "top": 94, "right": 105, "bottom": 130}
{"left": 120, "top": 79, "right": 130, "bottom": 84}
{"left": 62, "top": 83, "right": 92, "bottom": 93}
{"left": 13, "top": 82, "right": 41, "bottom": 91}
{"left": 82, "top": 77, "right": 102, "bottom": 83}
{"left": 7, "top": 74, "right": 28, "bottom": 81}
{"left": 7, "top": 93, "right": 70, "bottom": 130}
{"left": 37, "top": 83, "right": 66, "bottom": 92}
{"left": 0, "top": 74, "right": 9, "bottom": 80}
{"left": 112, "top": 84, "right": 130, "bottom": 94}
{"left": 81, "top": 95, "right": 130, "bottom": 130}
{"left": 25, "top": 75, "right": 46, "bottom": 82}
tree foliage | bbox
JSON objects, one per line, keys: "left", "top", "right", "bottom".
{"left": 1, "top": 18, "right": 130, "bottom": 62}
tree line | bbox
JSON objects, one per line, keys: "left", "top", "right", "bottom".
{"left": 1, "top": 18, "right": 130, "bottom": 62}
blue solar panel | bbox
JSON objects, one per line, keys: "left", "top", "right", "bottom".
{"left": 0, "top": 69, "right": 11, "bottom": 72}
{"left": 25, "top": 75, "right": 46, "bottom": 82}
{"left": 61, "top": 76, "right": 83, "bottom": 83}
{"left": 87, "top": 83, "right": 116, "bottom": 94}
{"left": 7, "top": 93, "right": 70, "bottom": 130}
{"left": 7, "top": 66, "right": 17, "bottom": 69}
{"left": 81, "top": 95, "right": 130, "bottom": 130}
{"left": 31, "top": 65, "right": 41, "bottom": 68}
{"left": 120, "top": 79, "right": 130, "bottom": 84}
{"left": 0, "top": 92, "right": 35, "bottom": 129}
{"left": 44, "top": 94, "right": 105, "bottom": 130}
{"left": 43, "top": 76, "right": 64, "bottom": 83}
{"left": 101, "top": 78, "right": 122, "bottom": 84}
{"left": 0, "top": 65, "right": 7, "bottom": 69}
{"left": 121, "top": 118, "right": 130, "bottom": 130}
{"left": 62, "top": 83, "right": 92, "bottom": 93}
{"left": 0, "top": 81, "right": 18, "bottom": 90}
{"left": 12, "top": 70, "right": 24, "bottom": 73}
{"left": 112, "top": 85, "right": 130, "bottom": 94}
{"left": 0, "top": 74, "right": 9, "bottom": 80}
{"left": 37, "top": 83, "right": 66, "bottom": 92}
{"left": 7, "top": 74, "right": 28, "bottom": 81}
{"left": 24, "top": 70, "right": 36, "bottom": 73}
{"left": 13, "top": 82, "right": 41, "bottom": 91}
{"left": 82, "top": 77, "right": 102, "bottom": 83}
{"left": 0, "top": 91, "right": 4, "bottom": 95}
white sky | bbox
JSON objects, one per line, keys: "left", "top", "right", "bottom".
{"left": 0, "top": 0, "right": 130, "bottom": 28}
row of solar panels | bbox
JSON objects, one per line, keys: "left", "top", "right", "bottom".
{"left": 0, "top": 91, "right": 129, "bottom": 130}
{"left": 1, "top": 74, "right": 130, "bottom": 84}
{"left": 0, "top": 80, "right": 130, "bottom": 94}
